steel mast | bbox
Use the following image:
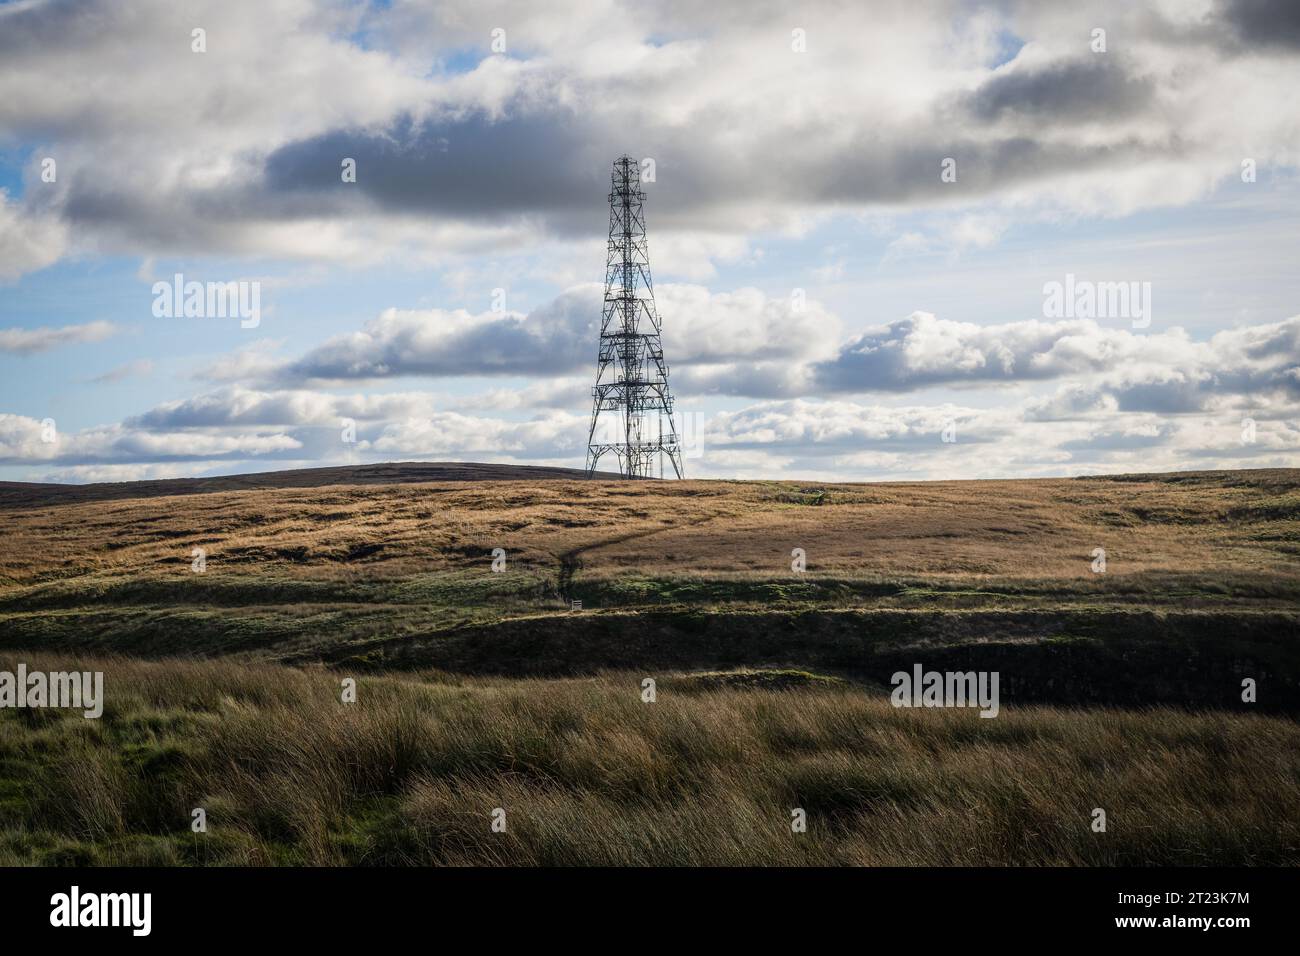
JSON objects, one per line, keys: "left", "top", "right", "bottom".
{"left": 584, "top": 155, "right": 684, "bottom": 479}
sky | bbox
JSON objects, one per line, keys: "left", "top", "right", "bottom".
{"left": 1, "top": 0, "right": 1298, "bottom": 484}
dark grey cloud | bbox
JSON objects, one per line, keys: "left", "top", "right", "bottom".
{"left": 263, "top": 112, "right": 607, "bottom": 231}
{"left": 248, "top": 103, "right": 1173, "bottom": 243}
{"left": 1111, "top": 380, "right": 1216, "bottom": 414}
{"left": 1218, "top": 0, "right": 1300, "bottom": 49}
{"left": 964, "top": 58, "right": 1156, "bottom": 122}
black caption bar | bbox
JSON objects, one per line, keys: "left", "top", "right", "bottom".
{"left": 0, "top": 866, "right": 1280, "bottom": 942}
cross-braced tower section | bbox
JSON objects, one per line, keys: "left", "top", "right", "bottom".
{"left": 584, "top": 155, "right": 685, "bottom": 479}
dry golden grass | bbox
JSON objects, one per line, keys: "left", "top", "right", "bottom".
{"left": 3, "top": 469, "right": 1294, "bottom": 867}
{"left": 1, "top": 466, "right": 1295, "bottom": 692}
{"left": 1, "top": 467, "right": 1296, "bottom": 587}
{"left": 1, "top": 653, "right": 1296, "bottom": 866}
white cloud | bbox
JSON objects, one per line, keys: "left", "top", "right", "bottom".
{"left": 453, "top": 377, "right": 589, "bottom": 411}
{"left": 3, "top": 2, "right": 1299, "bottom": 482}
{"left": 2, "top": 0, "right": 1297, "bottom": 278}
{"left": 128, "top": 386, "right": 448, "bottom": 429}
{"left": 87, "top": 359, "right": 153, "bottom": 384}
{"left": 0, "top": 192, "right": 67, "bottom": 281}
{"left": 0, "top": 413, "right": 300, "bottom": 465}
{"left": 367, "top": 410, "right": 587, "bottom": 459}
{"left": 202, "top": 284, "right": 840, "bottom": 385}
{"left": 813, "top": 312, "right": 1300, "bottom": 403}
{"left": 0, "top": 320, "right": 116, "bottom": 355}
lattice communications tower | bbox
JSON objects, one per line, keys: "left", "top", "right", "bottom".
{"left": 584, "top": 155, "right": 684, "bottom": 479}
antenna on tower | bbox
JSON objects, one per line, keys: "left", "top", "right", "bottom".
{"left": 584, "top": 155, "right": 685, "bottom": 479}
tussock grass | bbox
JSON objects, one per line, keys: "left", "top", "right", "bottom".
{"left": 1, "top": 653, "right": 1295, "bottom": 866}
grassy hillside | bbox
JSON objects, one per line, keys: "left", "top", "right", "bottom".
{"left": 2, "top": 467, "right": 1297, "bottom": 866}
{"left": 0, "top": 461, "right": 615, "bottom": 508}
{"left": 2, "top": 653, "right": 1296, "bottom": 866}
{"left": 1, "top": 467, "right": 1297, "bottom": 707}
